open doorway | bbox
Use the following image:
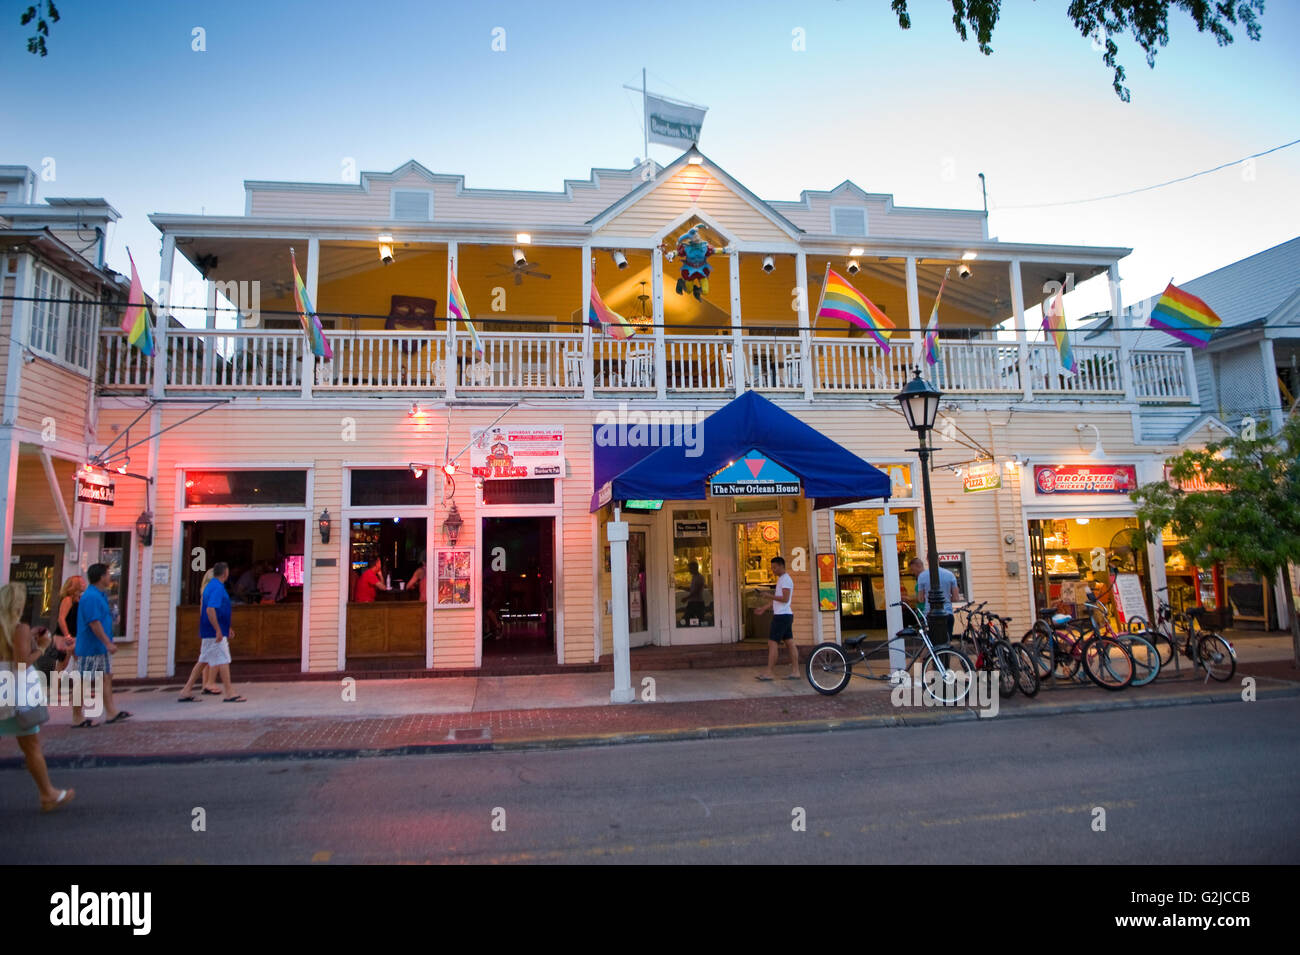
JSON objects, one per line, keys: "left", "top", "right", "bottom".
{"left": 482, "top": 516, "right": 555, "bottom": 660}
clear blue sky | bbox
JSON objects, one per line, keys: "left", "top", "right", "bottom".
{"left": 4, "top": 0, "right": 1298, "bottom": 325}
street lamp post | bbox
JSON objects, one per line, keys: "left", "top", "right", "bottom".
{"left": 895, "top": 368, "right": 950, "bottom": 647}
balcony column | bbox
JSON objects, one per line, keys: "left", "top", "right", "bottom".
{"left": 203, "top": 279, "right": 217, "bottom": 386}
{"left": 797, "top": 251, "right": 813, "bottom": 400}
{"left": 1111, "top": 263, "right": 1134, "bottom": 401}
{"left": 905, "top": 256, "right": 921, "bottom": 372}
{"left": 302, "top": 236, "right": 320, "bottom": 398}
{"left": 878, "top": 509, "right": 907, "bottom": 673}
{"left": 1010, "top": 259, "right": 1032, "bottom": 400}
{"left": 152, "top": 233, "right": 176, "bottom": 399}
{"left": 1261, "top": 336, "right": 1282, "bottom": 434}
{"left": 730, "top": 250, "right": 743, "bottom": 397}
{"left": 652, "top": 245, "right": 666, "bottom": 398}
{"left": 445, "top": 241, "right": 457, "bottom": 399}
{"left": 581, "top": 244, "right": 593, "bottom": 399}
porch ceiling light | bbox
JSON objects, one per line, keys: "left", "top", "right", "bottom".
{"left": 961, "top": 251, "right": 977, "bottom": 260}
{"left": 516, "top": 232, "right": 531, "bottom": 244}
{"left": 687, "top": 154, "right": 704, "bottom": 165}
{"left": 378, "top": 234, "right": 394, "bottom": 266}
{"left": 849, "top": 247, "right": 865, "bottom": 257}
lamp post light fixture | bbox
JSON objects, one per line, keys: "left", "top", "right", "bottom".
{"left": 894, "top": 368, "right": 950, "bottom": 647}
{"left": 134, "top": 511, "right": 154, "bottom": 547}
{"left": 441, "top": 503, "right": 464, "bottom": 546}
{"left": 318, "top": 509, "right": 332, "bottom": 544}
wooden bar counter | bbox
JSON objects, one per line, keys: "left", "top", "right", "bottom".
{"left": 175, "top": 602, "right": 303, "bottom": 662}
{"left": 346, "top": 598, "right": 426, "bottom": 657}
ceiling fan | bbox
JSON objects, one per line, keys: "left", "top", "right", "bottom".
{"left": 486, "top": 260, "right": 551, "bottom": 285}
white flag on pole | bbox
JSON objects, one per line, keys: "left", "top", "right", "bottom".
{"left": 645, "top": 93, "right": 706, "bottom": 147}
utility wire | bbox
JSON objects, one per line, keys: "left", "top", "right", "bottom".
{"left": 996, "top": 138, "right": 1300, "bottom": 210}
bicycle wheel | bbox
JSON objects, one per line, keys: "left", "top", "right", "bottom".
{"left": 1022, "top": 628, "right": 1053, "bottom": 680}
{"left": 1145, "top": 629, "right": 1176, "bottom": 667}
{"left": 1011, "top": 642, "right": 1040, "bottom": 697}
{"left": 1125, "top": 616, "right": 1148, "bottom": 634}
{"left": 1082, "top": 636, "right": 1133, "bottom": 690}
{"left": 1120, "top": 633, "right": 1161, "bottom": 687}
{"left": 1031, "top": 631, "right": 1079, "bottom": 681}
{"left": 920, "top": 646, "right": 975, "bottom": 705}
{"left": 806, "top": 642, "right": 852, "bottom": 695}
{"left": 993, "top": 639, "right": 1017, "bottom": 698}
{"left": 1196, "top": 633, "right": 1236, "bottom": 682}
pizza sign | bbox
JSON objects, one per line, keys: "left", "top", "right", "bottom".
{"left": 1034, "top": 465, "right": 1137, "bottom": 495}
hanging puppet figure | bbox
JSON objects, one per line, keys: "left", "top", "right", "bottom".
{"left": 670, "top": 226, "right": 723, "bottom": 300}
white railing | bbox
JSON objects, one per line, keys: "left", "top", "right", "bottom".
{"left": 743, "top": 336, "right": 804, "bottom": 391}
{"left": 812, "top": 338, "right": 915, "bottom": 393}
{"left": 165, "top": 329, "right": 304, "bottom": 390}
{"left": 1027, "top": 343, "right": 1123, "bottom": 394}
{"left": 663, "top": 335, "right": 732, "bottom": 391}
{"left": 98, "top": 330, "right": 1195, "bottom": 406}
{"left": 934, "top": 341, "right": 1022, "bottom": 393}
{"left": 1130, "top": 349, "right": 1193, "bottom": 402}
{"left": 98, "top": 330, "right": 154, "bottom": 390}
{"left": 456, "top": 331, "right": 582, "bottom": 391}
{"left": 317, "top": 331, "right": 445, "bottom": 391}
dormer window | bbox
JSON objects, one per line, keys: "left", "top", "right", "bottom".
{"left": 831, "top": 206, "right": 867, "bottom": 237}
{"left": 391, "top": 189, "right": 433, "bottom": 221}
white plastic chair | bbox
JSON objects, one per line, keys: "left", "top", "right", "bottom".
{"left": 563, "top": 350, "right": 586, "bottom": 388}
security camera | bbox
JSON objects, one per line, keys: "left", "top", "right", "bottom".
{"left": 958, "top": 264, "right": 972, "bottom": 280}
{"left": 378, "top": 234, "right": 394, "bottom": 266}
{"left": 847, "top": 259, "right": 860, "bottom": 275}
{"left": 513, "top": 248, "right": 527, "bottom": 268}
{"left": 762, "top": 255, "right": 775, "bottom": 273}
{"left": 612, "top": 250, "right": 628, "bottom": 270}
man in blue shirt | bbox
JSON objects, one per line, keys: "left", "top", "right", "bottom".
{"left": 178, "top": 562, "right": 245, "bottom": 702}
{"left": 74, "top": 562, "right": 128, "bottom": 725}
{"left": 908, "top": 557, "right": 962, "bottom": 643}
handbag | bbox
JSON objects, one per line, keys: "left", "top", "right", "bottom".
{"left": 15, "top": 663, "right": 50, "bottom": 729}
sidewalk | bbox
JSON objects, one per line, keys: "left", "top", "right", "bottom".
{"left": 7, "top": 642, "right": 1297, "bottom": 768}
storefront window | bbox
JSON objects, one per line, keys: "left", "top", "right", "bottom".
{"left": 672, "top": 509, "right": 713, "bottom": 627}
{"left": 737, "top": 519, "right": 782, "bottom": 639}
{"left": 350, "top": 469, "right": 427, "bottom": 507}
{"left": 1028, "top": 517, "right": 1150, "bottom": 624}
{"left": 833, "top": 509, "right": 917, "bottom": 633}
{"left": 348, "top": 518, "right": 428, "bottom": 600}
{"left": 184, "top": 470, "right": 307, "bottom": 507}
{"left": 482, "top": 479, "right": 554, "bottom": 505}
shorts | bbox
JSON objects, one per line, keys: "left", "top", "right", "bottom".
{"left": 78, "top": 654, "right": 111, "bottom": 677}
{"left": 769, "top": 614, "right": 794, "bottom": 642}
{"left": 0, "top": 715, "right": 39, "bottom": 737}
{"left": 198, "top": 638, "right": 232, "bottom": 667}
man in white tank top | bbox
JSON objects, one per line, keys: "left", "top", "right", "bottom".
{"left": 755, "top": 555, "right": 798, "bottom": 681}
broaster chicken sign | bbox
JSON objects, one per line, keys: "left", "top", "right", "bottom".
{"left": 1033, "top": 464, "right": 1137, "bottom": 495}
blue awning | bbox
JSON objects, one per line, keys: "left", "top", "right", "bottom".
{"left": 590, "top": 391, "right": 892, "bottom": 511}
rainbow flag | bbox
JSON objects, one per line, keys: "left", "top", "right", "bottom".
{"left": 589, "top": 282, "right": 634, "bottom": 341}
{"left": 447, "top": 265, "right": 484, "bottom": 360}
{"left": 289, "top": 248, "right": 333, "bottom": 360}
{"left": 120, "top": 250, "right": 154, "bottom": 356}
{"left": 815, "top": 266, "right": 894, "bottom": 351}
{"left": 1148, "top": 281, "right": 1222, "bottom": 348}
{"left": 1042, "top": 284, "right": 1076, "bottom": 374}
{"left": 923, "top": 268, "right": 950, "bottom": 366}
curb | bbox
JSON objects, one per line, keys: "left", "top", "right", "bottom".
{"left": 8, "top": 682, "right": 1298, "bottom": 770}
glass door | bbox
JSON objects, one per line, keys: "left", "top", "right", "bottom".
{"left": 627, "top": 526, "right": 651, "bottom": 648}
{"left": 735, "top": 519, "right": 782, "bottom": 642}
{"left": 669, "top": 507, "right": 723, "bottom": 644}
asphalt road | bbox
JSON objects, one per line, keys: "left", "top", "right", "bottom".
{"left": 3, "top": 697, "right": 1298, "bottom": 864}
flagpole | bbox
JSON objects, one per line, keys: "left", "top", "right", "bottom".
{"left": 810, "top": 261, "right": 830, "bottom": 335}
{"left": 642, "top": 68, "right": 649, "bottom": 163}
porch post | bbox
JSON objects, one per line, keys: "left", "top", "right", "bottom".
{"left": 878, "top": 509, "right": 906, "bottom": 673}
{"left": 1260, "top": 336, "right": 1283, "bottom": 435}
{"left": 581, "top": 244, "right": 593, "bottom": 399}
{"left": 303, "top": 236, "right": 320, "bottom": 398}
{"left": 0, "top": 431, "right": 17, "bottom": 575}
{"left": 445, "top": 241, "right": 458, "bottom": 399}
{"left": 905, "top": 256, "right": 921, "bottom": 366}
{"left": 797, "top": 251, "right": 813, "bottom": 399}
{"left": 1010, "top": 259, "right": 1031, "bottom": 400}
{"left": 729, "top": 250, "right": 743, "bottom": 397}
{"left": 608, "top": 511, "right": 634, "bottom": 703}
{"left": 203, "top": 279, "right": 217, "bottom": 385}
{"left": 152, "top": 233, "right": 176, "bottom": 399}
{"left": 828, "top": 510, "right": 842, "bottom": 645}
{"left": 653, "top": 247, "right": 667, "bottom": 398}
{"left": 1111, "top": 263, "right": 1134, "bottom": 401}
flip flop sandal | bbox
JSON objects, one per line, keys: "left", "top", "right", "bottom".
{"left": 41, "top": 788, "right": 75, "bottom": 813}
{"left": 177, "top": 696, "right": 200, "bottom": 702}
{"left": 201, "top": 689, "right": 222, "bottom": 695}
{"left": 785, "top": 674, "right": 802, "bottom": 680}
{"left": 72, "top": 719, "right": 97, "bottom": 728}
{"left": 223, "top": 696, "right": 247, "bottom": 703}
{"left": 106, "top": 711, "right": 132, "bottom": 723}
{"left": 755, "top": 675, "right": 775, "bottom": 682}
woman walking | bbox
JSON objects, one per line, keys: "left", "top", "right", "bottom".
{"left": 0, "top": 581, "right": 75, "bottom": 812}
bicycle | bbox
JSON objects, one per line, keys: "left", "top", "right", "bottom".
{"left": 1126, "top": 587, "right": 1236, "bottom": 682}
{"left": 982, "top": 607, "right": 1041, "bottom": 698}
{"left": 1075, "top": 601, "right": 1161, "bottom": 688}
{"left": 1022, "top": 606, "right": 1135, "bottom": 691}
{"left": 806, "top": 601, "right": 975, "bottom": 703}
{"left": 954, "top": 602, "right": 1036, "bottom": 698}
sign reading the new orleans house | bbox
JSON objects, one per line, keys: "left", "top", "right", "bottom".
{"left": 709, "top": 451, "right": 801, "bottom": 497}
